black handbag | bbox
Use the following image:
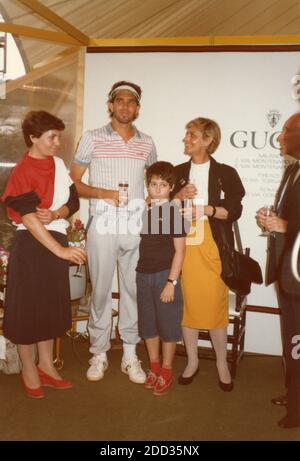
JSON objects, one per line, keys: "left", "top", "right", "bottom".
{"left": 219, "top": 222, "right": 263, "bottom": 295}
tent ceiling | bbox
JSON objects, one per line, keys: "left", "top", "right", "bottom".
{"left": 1, "top": 0, "right": 300, "bottom": 69}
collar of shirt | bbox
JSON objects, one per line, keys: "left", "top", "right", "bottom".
{"left": 105, "top": 122, "right": 142, "bottom": 140}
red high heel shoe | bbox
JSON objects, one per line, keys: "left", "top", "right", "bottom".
{"left": 20, "top": 374, "right": 44, "bottom": 399}
{"left": 37, "top": 367, "right": 73, "bottom": 389}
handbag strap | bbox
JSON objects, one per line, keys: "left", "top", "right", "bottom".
{"left": 215, "top": 161, "right": 243, "bottom": 254}
{"left": 219, "top": 220, "right": 243, "bottom": 254}
{"left": 219, "top": 221, "right": 230, "bottom": 248}
{"left": 233, "top": 221, "right": 243, "bottom": 254}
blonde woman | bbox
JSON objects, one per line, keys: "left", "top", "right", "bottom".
{"left": 173, "top": 117, "right": 245, "bottom": 390}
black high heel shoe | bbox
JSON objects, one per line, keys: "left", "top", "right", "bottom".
{"left": 218, "top": 379, "right": 234, "bottom": 392}
{"left": 178, "top": 367, "right": 199, "bottom": 385}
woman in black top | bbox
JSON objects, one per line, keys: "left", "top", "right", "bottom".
{"left": 172, "top": 117, "right": 245, "bottom": 390}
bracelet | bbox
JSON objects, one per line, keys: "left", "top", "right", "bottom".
{"left": 211, "top": 206, "right": 216, "bottom": 217}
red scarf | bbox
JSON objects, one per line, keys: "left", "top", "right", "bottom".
{"left": 2, "top": 152, "right": 55, "bottom": 224}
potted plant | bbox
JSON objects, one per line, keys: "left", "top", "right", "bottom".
{"left": 67, "top": 219, "right": 86, "bottom": 247}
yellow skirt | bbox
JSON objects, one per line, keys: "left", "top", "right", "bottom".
{"left": 181, "top": 220, "right": 228, "bottom": 330}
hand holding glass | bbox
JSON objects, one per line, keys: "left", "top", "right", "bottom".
{"left": 260, "top": 205, "right": 274, "bottom": 236}
{"left": 184, "top": 180, "right": 196, "bottom": 208}
{"left": 118, "top": 181, "right": 129, "bottom": 207}
{"left": 73, "top": 241, "right": 85, "bottom": 278}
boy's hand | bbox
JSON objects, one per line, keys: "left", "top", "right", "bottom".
{"left": 160, "top": 283, "right": 175, "bottom": 303}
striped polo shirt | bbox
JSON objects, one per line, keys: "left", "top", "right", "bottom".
{"left": 74, "top": 123, "right": 157, "bottom": 216}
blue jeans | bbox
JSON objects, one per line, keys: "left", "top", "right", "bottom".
{"left": 136, "top": 269, "right": 183, "bottom": 342}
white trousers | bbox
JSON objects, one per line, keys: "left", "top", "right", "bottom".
{"left": 87, "top": 215, "right": 141, "bottom": 354}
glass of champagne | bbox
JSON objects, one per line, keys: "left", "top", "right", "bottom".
{"left": 73, "top": 241, "right": 85, "bottom": 277}
{"left": 184, "top": 178, "right": 195, "bottom": 208}
{"left": 260, "top": 205, "right": 274, "bottom": 236}
{"left": 182, "top": 180, "right": 194, "bottom": 222}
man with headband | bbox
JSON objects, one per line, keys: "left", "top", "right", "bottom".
{"left": 71, "top": 81, "right": 157, "bottom": 384}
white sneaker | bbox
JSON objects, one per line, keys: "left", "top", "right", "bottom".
{"left": 86, "top": 355, "right": 108, "bottom": 381}
{"left": 121, "top": 356, "right": 146, "bottom": 384}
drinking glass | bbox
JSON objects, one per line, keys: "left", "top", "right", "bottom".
{"left": 118, "top": 181, "right": 129, "bottom": 207}
{"left": 260, "top": 205, "right": 274, "bottom": 236}
{"left": 184, "top": 197, "right": 193, "bottom": 209}
{"left": 183, "top": 179, "right": 194, "bottom": 215}
{"left": 73, "top": 241, "right": 85, "bottom": 278}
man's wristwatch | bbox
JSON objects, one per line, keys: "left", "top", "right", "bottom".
{"left": 167, "top": 279, "right": 178, "bottom": 286}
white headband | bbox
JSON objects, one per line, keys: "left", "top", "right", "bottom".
{"left": 109, "top": 85, "right": 141, "bottom": 102}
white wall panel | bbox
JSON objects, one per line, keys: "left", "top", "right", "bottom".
{"left": 81, "top": 50, "right": 300, "bottom": 354}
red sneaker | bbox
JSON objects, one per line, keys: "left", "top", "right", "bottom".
{"left": 144, "top": 371, "right": 158, "bottom": 389}
{"left": 153, "top": 375, "right": 173, "bottom": 396}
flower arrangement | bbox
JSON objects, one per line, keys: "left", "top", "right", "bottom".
{"left": 0, "top": 248, "right": 9, "bottom": 285}
{"left": 67, "top": 219, "right": 86, "bottom": 246}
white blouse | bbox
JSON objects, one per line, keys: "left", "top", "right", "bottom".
{"left": 189, "top": 160, "right": 210, "bottom": 203}
{"left": 189, "top": 160, "right": 210, "bottom": 220}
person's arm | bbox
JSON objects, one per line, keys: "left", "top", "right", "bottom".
{"left": 216, "top": 165, "right": 245, "bottom": 222}
{"left": 36, "top": 184, "right": 80, "bottom": 224}
{"left": 174, "top": 165, "right": 243, "bottom": 221}
{"left": 187, "top": 204, "right": 228, "bottom": 221}
{"left": 36, "top": 204, "right": 70, "bottom": 224}
{"left": 70, "top": 163, "right": 118, "bottom": 204}
{"left": 22, "top": 212, "right": 86, "bottom": 264}
{"left": 204, "top": 205, "right": 228, "bottom": 220}
{"left": 160, "top": 237, "right": 186, "bottom": 303}
{"left": 264, "top": 216, "right": 288, "bottom": 233}
{"left": 256, "top": 207, "right": 288, "bottom": 233}
{"left": 174, "top": 183, "right": 197, "bottom": 202}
